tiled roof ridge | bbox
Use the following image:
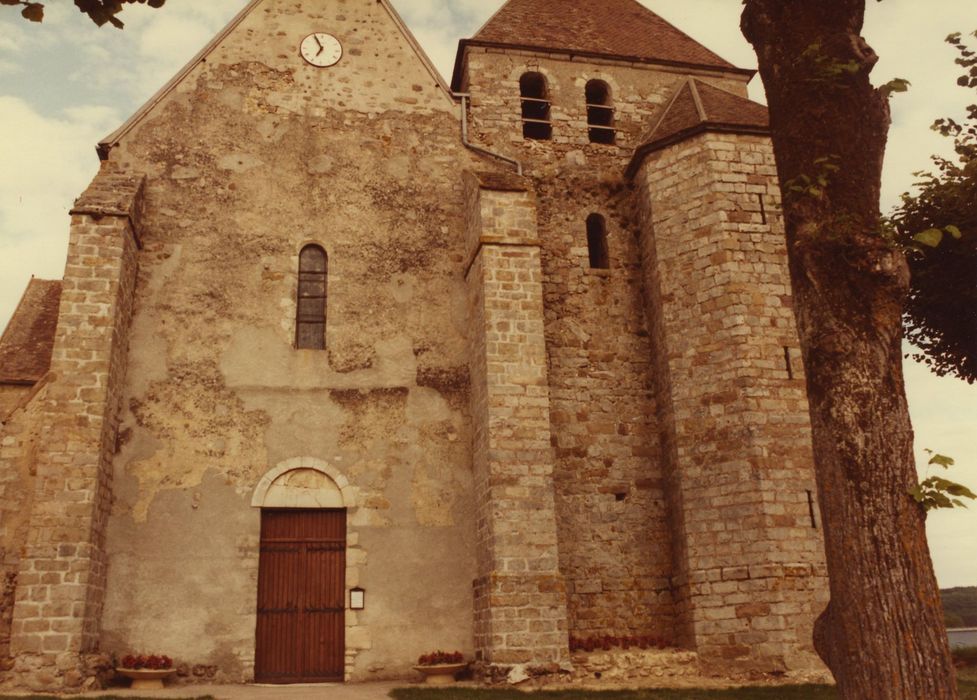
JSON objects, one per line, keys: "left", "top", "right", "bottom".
{"left": 652, "top": 77, "right": 769, "bottom": 137}
{"left": 643, "top": 78, "right": 695, "bottom": 145}
{"left": 693, "top": 78, "right": 768, "bottom": 118}
{"left": 626, "top": 77, "right": 770, "bottom": 178}
{"left": 688, "top": 78, "right": 708, "bottom": 122}
{"left": 465, "top": 0, "right": 744, "bottom": 72}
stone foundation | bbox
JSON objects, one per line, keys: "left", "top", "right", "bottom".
{"left": 571, "top": 648, "right": 699, "bottom": 684}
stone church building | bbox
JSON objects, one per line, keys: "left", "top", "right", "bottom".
{"left": 0, "top": 0, "right": 829, "bottom": 689}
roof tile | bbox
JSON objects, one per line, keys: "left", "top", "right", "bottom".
{"left": 471, "top": 0, "right": 737, "bottom": 70}
{"left": 0, "top": 279, "right": 62, "bottom": 385}
{"left": 642, "top": 78, "right": 769, "bottom": 147}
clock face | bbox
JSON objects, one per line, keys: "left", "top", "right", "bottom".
{"left": 300, "top": 33, "right": 343, "bottom": 67}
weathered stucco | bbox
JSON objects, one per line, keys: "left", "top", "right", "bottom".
{"left": 98, "top": 0, "right": 478, "bottom": 683}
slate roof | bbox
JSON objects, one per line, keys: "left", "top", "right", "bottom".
{"left": 453, "top": 0, "right": 747, "bottom": 89}
{"left": 627, "top": 78, "right": 770, "bottom": 176}
{"left": 0, "top": 279, "right": 62, "bottom": 385}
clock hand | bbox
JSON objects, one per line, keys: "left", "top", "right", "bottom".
{"left": 315, "top": 34, "right": 323, "bottom": 50}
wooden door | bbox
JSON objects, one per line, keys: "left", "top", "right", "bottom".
{"left": 255, "top": 509, "right": 346, "bottom": 683}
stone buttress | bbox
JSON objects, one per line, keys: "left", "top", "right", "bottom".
{"left": 7, "top": 172, "right": 143, "bottom": 689}
{"left": 464, "top": 171, "right": 571, "bottom": 671}
{"left": 629, "top": 86, "right": 828, "bottom": 672}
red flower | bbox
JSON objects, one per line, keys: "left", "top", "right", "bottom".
{"left": 120, "top": 652, "right": 173, "bottom": 670}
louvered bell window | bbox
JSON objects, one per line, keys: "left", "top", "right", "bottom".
{"left": 586, "top": 80, "right": 615, "bottom": 145}
{"left": 520, "top": 72, "right": 552, "bottom": 140}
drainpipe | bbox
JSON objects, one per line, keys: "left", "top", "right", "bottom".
{"left": 454, "top": 93, "right": 523, "bottom": 177}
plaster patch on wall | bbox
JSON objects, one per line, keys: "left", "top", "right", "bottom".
{"left": 122, "top": 359, "right": 270, "bottom": 523}
{"left": 410, "top": 461, "right": 455, "bottom": 527}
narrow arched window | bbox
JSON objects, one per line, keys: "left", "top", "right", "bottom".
{"left": 586, "top": 80, "right": 615, "bottom": 145}
{"left": 296, "top": 245, "right": 327, "bottom": 349}
{"left": 520, "top": 72, "right": 552, "bottom": 141}
{"left": 586, "top": 214, "right": 610, "bottom": 269}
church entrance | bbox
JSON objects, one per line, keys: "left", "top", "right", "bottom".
{"left": 255, "top": 509, "right": 347, "bottom": 684}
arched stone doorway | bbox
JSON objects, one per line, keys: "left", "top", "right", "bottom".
{"left": 251, "top": 459, "right": 355, "bottom": 684}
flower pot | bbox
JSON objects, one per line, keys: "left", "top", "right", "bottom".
{"left": 116, "top": 667, "right": 177, "bottom": 690}
{"left": 413, "top": 662, "right": 466, "bottom": 685}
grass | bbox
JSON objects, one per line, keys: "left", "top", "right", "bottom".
{"left": 390, "top": 688, "right": 839, "bottom": 700}
{"left": 0, "top": 696, "right": 215, "bottom": 700}
{"left": 392, "top": 673, "right": 977, "bottom": 700}
{"left": 959, "top": 667, "right": 977, "bottom": 700}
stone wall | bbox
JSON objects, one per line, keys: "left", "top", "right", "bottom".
{"left": 458, "top": 50, "right": 736, "bottom": 641}
{"left": 94, "top": 0, "right": 480, "bottom": 683}
{"left": 633, "top": 132, "right": 827, "bottom": 672}
{"left": 0, "top": 380, "right": 48, "bottom": 674}
{"left": 7, "top": 173, "right": 144, "bottom": 690}
{"left": 465, "top": 173, "right": 570, "bottom": 669}
{"left": 570, "top": 648, "right": 699, "bottom": 685}
{"left": 0, "top": 386, "right": 30, "bottom": 419}
{"left": 459, "top": 49, "right": 750, "bottom": 156}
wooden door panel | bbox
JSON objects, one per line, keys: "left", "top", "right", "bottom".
{"left": 255, "top": 543, "right": 303, "bottom": 682}
{"left": 255, "top": 510, "right": 346, "bottom": 684}
{"left": 305, "top": 542, "right": 346, "bottom": 678}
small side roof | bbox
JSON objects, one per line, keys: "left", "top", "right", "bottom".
{"left": 627, "top": 78, "right": 770, "bottom": 177}
{"left": 452, "top": 0, "right": 752, "bottom": 90}
{"left": 0, "top": 279, "right": 62, "bottom": 385}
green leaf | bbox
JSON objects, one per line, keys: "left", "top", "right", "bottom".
{"left": 945, "top": 225, "right": 963, "bottom": 239}
{"left": 880, "top": 78, "right": 911, "bottom": 99}
{"left": 914, "top": 228, "right": 944, "bottom": 247}
{"left": 928, "top": 452, "right": 956, "bottom": 468}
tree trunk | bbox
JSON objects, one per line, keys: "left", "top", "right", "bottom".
{"left": 740, "top": 2, "right": 958, "bottom": 698}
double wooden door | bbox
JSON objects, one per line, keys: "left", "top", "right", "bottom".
{"left": 255, "top": 509, "right": 346, "bottom": 684}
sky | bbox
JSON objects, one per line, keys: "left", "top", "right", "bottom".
{"left": 0, "top": 0, "right": 975, "bottom": 588}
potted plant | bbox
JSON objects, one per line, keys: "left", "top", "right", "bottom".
{"left": 116, "top": 654, "right": 177, "bottom": 690}
{"left": 413, "top": 650, "right": 467, "bottom": 685}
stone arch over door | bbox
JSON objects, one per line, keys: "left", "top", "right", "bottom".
{"left": 251, "top": 457, "right": 357, "bottom": 509}
{"left": 251, "top": 458, "right": 365, "bottom": 683}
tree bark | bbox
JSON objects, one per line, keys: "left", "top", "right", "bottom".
{"left": 741, "top": 2, "right": 958, "bottom": 698}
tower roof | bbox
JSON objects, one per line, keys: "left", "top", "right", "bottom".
{"left": 0, "top": 278, "right": 62, "bottom": 385}
{"left": 453, "top": 0, "right": 747, "bottom": 89}
{"left": 627, "top": 78, "right": 770, "bottom": 177}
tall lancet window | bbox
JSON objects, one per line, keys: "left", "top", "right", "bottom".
{"left": 296, "top": 244, "right": 327, "bottom": 350}
{"left": 520, "top": 72, "right": 552, "bottom": 141}
{"left": 587, "top": 214, "right": 610, "bottom": 269}
{"left": 586, "top": 80, "right": 615, "bottom": 145}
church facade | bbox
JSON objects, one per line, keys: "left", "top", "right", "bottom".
{"left": 0, "top": 0, "right": 829, "bottom": 689}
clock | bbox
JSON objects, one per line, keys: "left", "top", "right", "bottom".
{"left": 300, "top": 33, "right": 343, "bottom": 67}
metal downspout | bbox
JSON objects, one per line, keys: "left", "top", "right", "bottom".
{"left": 455, "top": 93, "right": 523, "bottom": 177}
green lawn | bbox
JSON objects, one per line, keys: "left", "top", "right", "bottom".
{"left": 392, "top": 672, "right": 977, "bottom": 700}
{"left": 0, "top": 696, "right": 214, "bottom": 700}
{"left": 959, "top": 667, "right": 977, "bottom": 700}
{"left": 390, "top": 687, "right": 838, "bottom": 700}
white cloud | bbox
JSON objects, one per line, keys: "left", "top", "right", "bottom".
{"left": 0, "top": 34, "right": 21, "bottom": 54}
{"left": 0, "top": 97, "right": 120, "bottom": 326}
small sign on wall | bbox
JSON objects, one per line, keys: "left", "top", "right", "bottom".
{"left": 350, "top": 587, "right": 365, "bottom": 610}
